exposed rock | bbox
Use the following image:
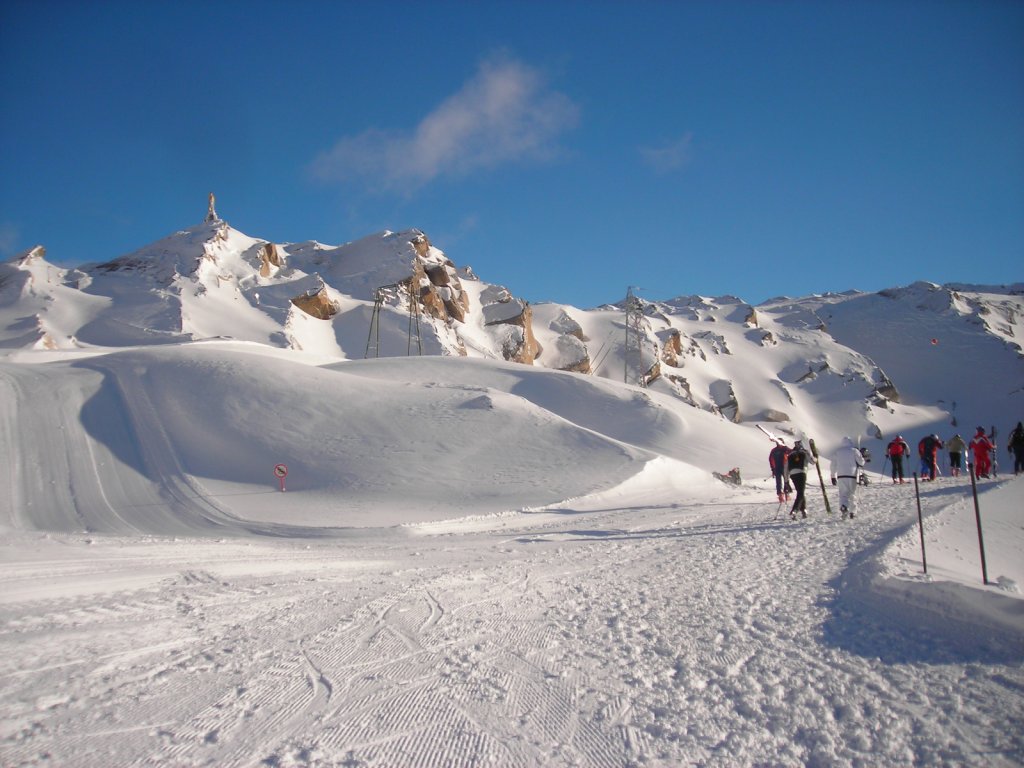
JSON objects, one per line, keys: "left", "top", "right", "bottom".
{"left": 549, "top": 310, "right": 587, "bottom": 341}
{"left": 551, "top": 333, "right": 591, "bottom": 374}
{"left": 506, "top": 304, "right": 541, "bottom": 364}
{"left": 409, "top": 234, "right": 470, "bottom": 324}
{"left": 752, "top": 408, "right": 790, "bottom": 423}
{"left": 871, "top": 377, "right": 900, "bottom": 404}
{"left": 710, "top": 379, "right": 740, "bottom": 422}
{"left": 644, "top": 360, "right": 662, "bottom": 386}
{"left": 291, "top": 285, "right": 338, "bottom": 320}
{"left": 479, "top": 285, "right": 540, "bottom": 364}
{"left": 693, "top": 330, "right": 731, "bottom": 355}
{"left": 18, "top": 245, "right": 46, "bottom": 265}
{"left": 659, "top": 330, "right": 683, "bottom": 366}
{"left": 665, "top": 374, "right": 697, "bottom": 406}
{"left": 259, "top": 243, "right": 284, "bottom": 277}
{"left": 409, "top": 232, "right": 431, "bottom": 260}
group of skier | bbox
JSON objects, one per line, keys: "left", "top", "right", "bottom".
{"left": 769, "top": 436, "right": 865, "bottom": 521}
{"left": 766, "top": 420, "right": 1024, "bottom": 523}
{"left": 885, "top": 423, "right": 1022, "bottom": 482}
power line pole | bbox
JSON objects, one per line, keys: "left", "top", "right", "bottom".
{"left": 365, "top": 278, "right": 423, "bottom": 358}
{"left": 624, "top": 286, "right": 646, "bottom": 387}
{"left": 407, "top": 277, "right": 422, "bottom": 356}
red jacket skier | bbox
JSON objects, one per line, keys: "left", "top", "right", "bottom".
{"left": 886, "top": 435, "right": 910, "bottom": 483}
{"left": 970, "top": 427, "right": 993, "bottom": 478}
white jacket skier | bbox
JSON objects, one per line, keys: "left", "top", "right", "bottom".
{"left": 830, "top": 436, "right": 866, "bottom": 519}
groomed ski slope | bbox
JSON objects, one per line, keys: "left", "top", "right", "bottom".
{"left": 0, "top": 341, "right": 1021, "bottom": 766}
{"left": 1, "top": 475, "right": 1021, "bottom": 767}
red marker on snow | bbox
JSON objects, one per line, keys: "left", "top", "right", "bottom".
{"left": 274, "top": 463, "right": 288, "bottom": 492}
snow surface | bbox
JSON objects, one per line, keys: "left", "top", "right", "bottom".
{"left": 1, "top": 220, "right": 1022, "bottom": 765}
{"left": 1, "top": 340, "right": 1022, "bottom": 766}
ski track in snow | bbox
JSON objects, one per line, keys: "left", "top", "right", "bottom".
{"left": 1, "top": 481, "right": 1023, "bottom": 767}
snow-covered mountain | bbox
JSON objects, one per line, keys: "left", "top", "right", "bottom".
{"left": 2, "top": 204, "right": 1023, "bottom": 767}
{"left": 2, "top": 206, "right": 1021, "bottom": 450}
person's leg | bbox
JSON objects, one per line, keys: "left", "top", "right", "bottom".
{"left": 791, "top": 475, "right": 806, "bottom": 517}
{"left": 842, "top": 478, "right": 858, "bottom": 517}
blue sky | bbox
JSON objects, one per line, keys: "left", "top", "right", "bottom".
{"left": 2, "top": 0, "right": 1022, "bottom": 308}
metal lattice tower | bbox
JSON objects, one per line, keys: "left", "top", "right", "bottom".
{"left": 365, "top": 278, "right": 423, "bottom": 358}
{"left": 406, "top": 278, "right": 423, "bottom": 356}
{"left": 624, "top": 286, "right": 646, "bottom": 387}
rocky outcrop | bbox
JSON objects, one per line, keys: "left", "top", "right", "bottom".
{"left": 547, "top": 311, "right": 591, "bottom": 372}
{"left": 409, "top": 233, "right": 470, "bottom": 324}
{"left": 259, "top": 243, "right": 284, "bottom": 277}
{"left": 291, "top": 284, "right": 338, "bottom": 320}
{"left": 659, "top": 330, "right": 683, "bottom": 366}
{"left": 553, "top": 334, "right": 591, "bottom": 373}
{"left": 710, "top": 379, "right": 740, "bottom": 422}
{"left": 480, "top": 285, "right": 540, "bottom": 364}
{"left": 665, "top": 374, "right": 697, "bottom": 406}
{"left": 18, "top": 245, "right": 46, "bottom": 265}
{"left": 870, "top": 377, "right": 900, "bottom": 406}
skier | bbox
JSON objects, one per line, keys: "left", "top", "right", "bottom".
{"left": 768, "top": 439, "right": 791, "bottom": 502}
{"left": 918, "top": 434, "right": 943, "bottom": 481}
{"left": 886, "top": 435, "right": 910, "bottom": 484}
{"left": 784, "top": 439, "right": 813, "bottom": 520}
{"left": 830, "top": 436, "right": 866, "bottom": 519}
{"left": 969, "top": 427, "right": 993, "bottom": 478}
{"left": 1009, "top": 422, "right": 1024, "bottom": 475}
{"left": 946, "top": 433, "right": 967, "bottom": 477}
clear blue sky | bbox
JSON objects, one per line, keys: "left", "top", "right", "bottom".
{"left": 2, "top": 0, "right": 1022, "bottom": 308}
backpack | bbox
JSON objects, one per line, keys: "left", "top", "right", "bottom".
{"left": 788, "top": 449, "right": 807, "bottom": 471}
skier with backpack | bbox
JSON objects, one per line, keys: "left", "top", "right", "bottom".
{"left": 886, "top": 435, "right": 910, "bottom": 484}
{"left": 784, "top": 440, "right": 813, "bottom": 519}
{"left": 918, "top": 434, "right": 943, "bottom": 481}
{"left": 830, "top": 436, "right": 866, "bottom": 519}
{"left": 768, "top": 439, "right": 791, "bottom": 502}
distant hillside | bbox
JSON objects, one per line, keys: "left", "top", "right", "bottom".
{"left": 1, "top": 204, "right": 1021, "bottom": 447}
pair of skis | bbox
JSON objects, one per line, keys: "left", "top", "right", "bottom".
{"left": 807, "top": 438, "right": 833, "bottom": 515}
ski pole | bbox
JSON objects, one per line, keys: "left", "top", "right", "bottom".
{"left": 913, "top": 473, "right": 927, "bottom": 574}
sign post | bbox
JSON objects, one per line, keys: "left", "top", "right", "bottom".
{"left": 274, "top": 463, "right": 288, "bottom": 492}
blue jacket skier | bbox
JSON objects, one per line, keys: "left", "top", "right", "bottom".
{"left": 769, "top": 440, "right": 791, "bottom": 502}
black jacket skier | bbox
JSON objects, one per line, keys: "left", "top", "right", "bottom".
{"left": 784, "top": 441, "right": 814, "bottom": 519}
{"left": 1010, "top": 422, "right": 1024, "bottom": 475}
